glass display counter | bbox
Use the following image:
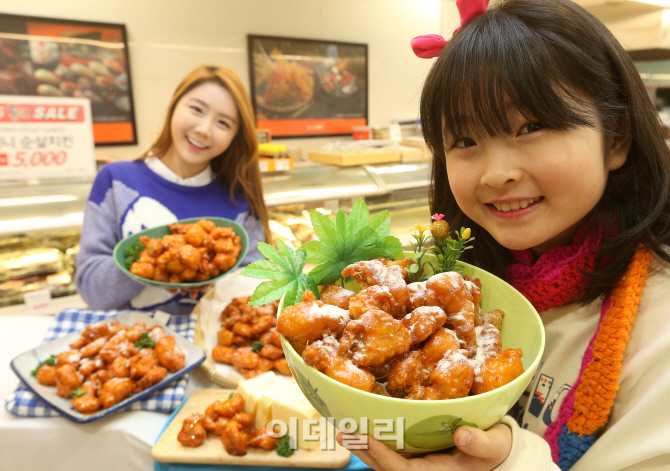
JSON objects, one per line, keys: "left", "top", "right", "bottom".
{"left": 0, "top": 178, "right": 90, "bottom": 307}
{"left": 0, "top": 160, "right": 431, "bottom": 308}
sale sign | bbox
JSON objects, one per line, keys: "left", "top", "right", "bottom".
{"left": 0, "top": 95, "right": 96, "bottom": 181}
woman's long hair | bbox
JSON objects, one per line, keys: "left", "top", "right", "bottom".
{"left": 421, "top": 0, "right": 670, "bottom": 302}
{"left": 142, "top": 65, "right": 270, "bottom": 242}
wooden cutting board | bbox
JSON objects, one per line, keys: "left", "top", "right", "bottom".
{"left": 152, "top": 389, "right": 351, "bottom": 468}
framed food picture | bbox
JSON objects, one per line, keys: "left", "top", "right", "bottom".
{"left": 0, "top": 13, "right": 137, "bottom": 145}
{"left": 248, "top": 34, "right": 368, "bottom": 138}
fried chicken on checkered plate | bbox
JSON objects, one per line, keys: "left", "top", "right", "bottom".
{"left": 99, "top": 377, "right": 136, "bottom": 408}
{"left": 155, "top": 335, "right": 185, "bottom": 372}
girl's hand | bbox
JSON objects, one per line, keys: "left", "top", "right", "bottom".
{"left": 336, "top": 424, "right": 512, "bottom": 471}
{"left": 167, "top": 283, "right": 214, "bottom": 299}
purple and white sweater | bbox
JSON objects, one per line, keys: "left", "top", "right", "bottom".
{"left": 74, "top": 160, "right": 264, "bottom": 315}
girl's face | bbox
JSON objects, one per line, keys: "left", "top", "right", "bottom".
{"left": 446, "top": 109, "right": 627, "bottom": 256}
{"left": 163, "top": 81, "right": 240, "bottom": 178}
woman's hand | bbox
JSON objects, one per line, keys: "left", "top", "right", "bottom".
{"left": 336, "top": 423, "right": 512, "bottom": 471}
{"left": 167, "top": 283, "right": 214, "bottom": 299}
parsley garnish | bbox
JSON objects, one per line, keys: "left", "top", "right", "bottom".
{"left": 276, "top": 434, "right": 294, "bottom": 457}
{"left": 229, "top": 392, "right": 234, "bottom": 399}
{"left": 251, "top": 340, "right": 263, "bottom": 353}
{"left": 242, "top": 199, "right": 403, "bottom": 308}
{"left": 70, "top": 388, "right": 86, "bottom": 398}
{"left": 31, "top": 354, "right": 57, "bottom": 377}
{"left": 124, "top": 241, "right": 145, "bottom": 268}
{"left": 134, "top": 332, "right": 156, "bottom": 349}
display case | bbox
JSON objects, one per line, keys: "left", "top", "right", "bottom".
{"left": 0, "top": 160, "right": 431, "bottom": 308}
{"left": 263, "top": 160, "right": 431, "bottom": 248}
{"left": 0, "top": 178, "right": 90, "bottom": 308}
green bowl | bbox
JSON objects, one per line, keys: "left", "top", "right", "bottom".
{"left": 278, "top": 252, "right": 544, "bottom": 453}
{"left": 113, "top": 217, "right": 249, "bottom": 289}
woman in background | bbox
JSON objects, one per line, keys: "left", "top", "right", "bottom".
{"left": 76, "top": 65, "right": 269, "bottom": 315}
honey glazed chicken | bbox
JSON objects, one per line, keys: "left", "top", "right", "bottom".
{"left": 35, "top": 321, "right": 185, "bottom": 413}
{"left": 276, "top": 258, "right": 524, "bottom": 400}
{"left": 211, "top": 296, "right": 292, "bottom": 379}
{"left": 177, "top": 393, "right": 279, "bottom": 456}
{"left": 129, "top": 219, "right": 242, "bottom": 283}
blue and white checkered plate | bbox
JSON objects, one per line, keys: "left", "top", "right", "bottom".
{"left": 9, "top": 310, "right": 205, "bottom": 423}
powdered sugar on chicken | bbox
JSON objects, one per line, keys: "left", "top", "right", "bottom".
{"left": 468, "top": 324, "right": 502, "bottom": 375}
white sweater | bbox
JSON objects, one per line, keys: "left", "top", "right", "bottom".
{"left": 497, "top": 259, "right": 670, "bottom": 470}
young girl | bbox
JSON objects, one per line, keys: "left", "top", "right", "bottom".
{"left": 75, "top": 65, "right": 270, "bottom": 316}
{"left": 337, "top": 0, "right": 670, "bottom": 469}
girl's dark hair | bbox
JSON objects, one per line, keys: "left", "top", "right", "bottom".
{"left": 421, "top": 0, "right": 670, "bottom": 303}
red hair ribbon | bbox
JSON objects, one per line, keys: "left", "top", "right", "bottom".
{"left": 411, "top": 0, "right": 489, "bottom": 59}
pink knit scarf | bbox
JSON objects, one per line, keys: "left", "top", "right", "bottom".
{"left": 506, "top": 224, "right": 601, "bottom": 313}
{"left": 506, "top": 224, "right": 649, "bottom": 470}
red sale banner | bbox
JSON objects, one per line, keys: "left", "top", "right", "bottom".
{"left": 0, "top": 104, "right": 86, "bottom": 122}
{"left": 0, "top": 95, "right": 95, "bottom": 180}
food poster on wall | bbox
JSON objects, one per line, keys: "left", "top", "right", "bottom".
{"left": 0, "top": 14, "right": 136, "bottom": 145}
{"left": 248, "top": 35, "right": 368, "bottom": 137}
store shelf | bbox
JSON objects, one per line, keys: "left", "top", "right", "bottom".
{"left": 262, "top": 160, "right": 431, "bottom": 208}
{"left": 365, "top": 161, "right": 431, "bottom": 192}
{"left": 262, "top": 162, "right": 385, "bottom": 207}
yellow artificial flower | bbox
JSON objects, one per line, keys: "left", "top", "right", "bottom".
{"left": 412, "top": 224, "right": 431, "bottom": 235}
{"left": 462, "top": 228, "right": 471, "bottom": 239}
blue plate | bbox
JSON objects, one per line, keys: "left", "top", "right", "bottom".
{"left": 10, "top": 311, "right": 206, "bottom": 423}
